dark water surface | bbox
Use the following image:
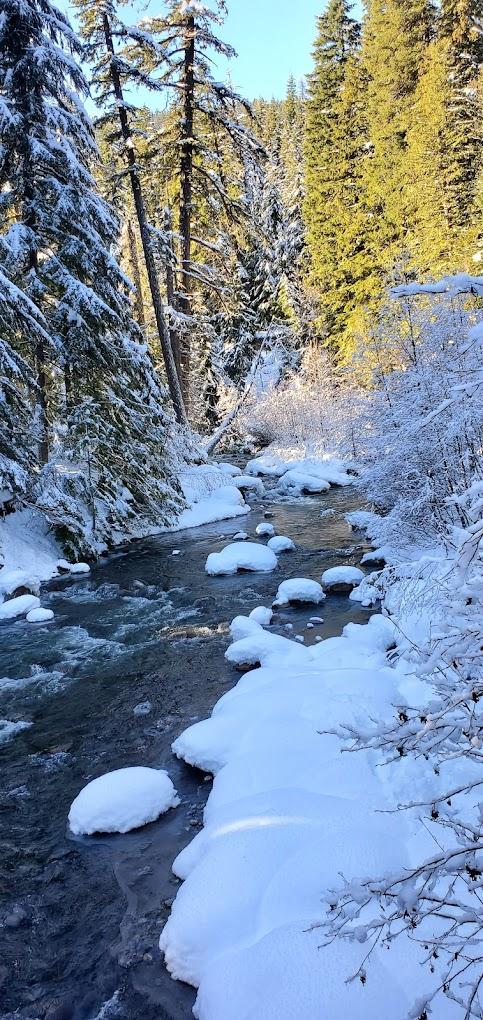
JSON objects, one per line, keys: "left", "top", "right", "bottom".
{"left": 0, "top": 482, "right": 372, "bottom": 1020}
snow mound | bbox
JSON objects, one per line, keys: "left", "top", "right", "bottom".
{"left": 215, "top": 463, "right": 242, "bottom": 477}
{"left": 277, "top": 468, "right": 331, "bottom": 495}
{"left": 0, "top": 594, "right": 41, "bottom": 620}
{"left": 273, "top": 578, "right": 325, "bottom": 606}
{"left": 70, "top": 562, "right": 90, "bottom": 574}
{"left": 205, "top": 543, "right": 277, "bottom": 577}
{"left": 245, "top": 454, "right": 287, "bottom": 477}
{"left": 26, "top": 607, "right": 54, "bottom": 623}
{"left": 233, "top": 531, "right": 248, "bottom": 541}
{"left": 267, "top": 535, "right": 295, "bottom": 553}
{"left": 349, "top": 571, "right": 382, "bottom": 606}
{"left": 255, "top": 522, "right": 275, "bottom": 537}
{"left": 321, "top": 565, "right": 365, "bottom": 591}
{"left": 225, "top": 629, "right": 308, "bottom": 670}
{"left": 233, "top": 476, "right": 265, "bottom": 495}
{"left": 248, "top": 606, "right": 273, "bottom": 626}
{"left": 68, "top": 766, "right": 180, "bottom": 835}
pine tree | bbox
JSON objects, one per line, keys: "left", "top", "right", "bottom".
{"left": 74, "top": 0, "right": 187, "bottom": 424}
{"left": 303, "top": 1, "right": 360, "bottom": 314}
{"left": 405, "top": 0, "right": 483, "bottom": 273}
{"left": 361, "top": 0, "right": 435, "bottom": 270}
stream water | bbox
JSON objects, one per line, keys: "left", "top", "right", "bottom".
{"left": 0, "top": 480, "right": 373, "bottom": 1020}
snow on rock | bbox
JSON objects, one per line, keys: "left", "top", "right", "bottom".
{"left": 248, "top": 606, "right": 273, "bottom": 626}
{"left": 68, "top": 766, "right": 180, "bottom": 836}
{"left": 0, "top": 508, "right": 62, "bottom": 598}
{"left": 215, "top": 463, "right": 242, "bottom": 477}
{"left": 267, "top": 535, "right": 295, "bottom": 553}
{"left": 245, "top": 454, "right": 287, "bottom": 477}
{"left": 26, "top": 607, "right": 54, "bottom": 623}
{"left": 255, "top": 522, "right": 275, "bottom": 537}
{"left": 0, "top": 718, "right": 32, "bottom": 744}
{"left": 321, "top": 565, "right": 365, "bottom": 592}
{"left": 69, "top": 562, "right": 90, "bottom": 575}
{"left": 0, "top": 594, "right": 41, "bottom": 620}
{"left": 273, "top": 578, "right": 325, "bottom": 606}
{"left": 276, "top": 468, "right": 330, "bottom": 495}
{"left": 205, "top": 542, "right": 277, "bottom": 577}
{"left": 361, "top": 546, "right": 389, "bottom": 565}
{"left": 233, "top": 531, "right": 248, "bottom": 541}
{"left": 232, "top": 475, "right": 265, "bottom": 495}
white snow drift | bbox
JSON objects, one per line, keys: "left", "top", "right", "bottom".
{"left": 205, "top": 542, "right": 277, "bottom": 577}
{"left": 69, "top": 766, "right": 179, "bottom": 835}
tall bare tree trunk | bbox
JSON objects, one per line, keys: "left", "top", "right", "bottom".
{"left": 102, "top": 13, "right": 187, "bottom": 426}
{"left": 126, "top": 219, "right": 146, "bottom": 330}
{"left": 178, "top": 13, "right": 195, "bottom": 410}
{"left": 163, "top": 206, "right": 182, "bottom": 381}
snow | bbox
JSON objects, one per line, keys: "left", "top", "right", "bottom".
{"left": 0, "top": 594, "right": 40, "bottom": 620}
{"left": 68, "top": 766, "right": 180, "bottom": 835}
{"left": 245, "top": 454, "right": 287, "bottom": 477}
{"left": 273, "top": 578, "right": 325, "bottom": 606}
{"left": 205, "top": 542, "right": 278, "bottom": 577}
{"left": 26, "top": 607, "right": 54, "bottom": 623}
{"left": 276, "top": 468, "right": 331, "bottom": 495}
{"left": 0, "top": 508, "right": 62, "bottom": 598}
{"left": 321, "top": 565, "right": 365, "bottom": 590}
{"left": 267, "top": 535, "right": 295, "bottom": 553}
{"left": 232, "top": 475, "right": 265, "bottom": 495}
{"left": 233, "top": 531, "right": 248, "bottom": 541}
{"left": 248, "top": 606, "right": 272, "bottom": 626}
{"left": 69, "top": 562, "right": 90, "bottom": 574}
{"left": 162, "top": 605, "right": 443, "bottom": 1016}
{"left": 174, "top": 484, "right": 249, "bottom": 531}
{"left": 255, "top": 522, "right": 275, "bottom": 537}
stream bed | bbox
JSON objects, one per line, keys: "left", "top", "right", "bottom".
{"left": 0, "top": 482, "right": 373, "bottom": 1020}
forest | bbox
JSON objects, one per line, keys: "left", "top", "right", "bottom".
{"left": 1, "top": 1, "right": 483, "bottom": 1019}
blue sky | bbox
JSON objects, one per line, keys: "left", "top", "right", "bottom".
{"left": 61, "top": 0, "right": 363, "bottom": 103}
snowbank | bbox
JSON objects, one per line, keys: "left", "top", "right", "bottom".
{"left": 162, "top": 608, "right": 446, "bottom": 1017}
{"left": 68, "top": 766, "right": 179, "bottom": 835}
{"left": 205, "top": 542, "right": 278, "bottom": 577}
{"left": 273, "top": 578, "right": 325, "bottom": 606}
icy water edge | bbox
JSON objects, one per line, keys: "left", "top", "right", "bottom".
{"left": 0, "top": 482, "right": 374, "bottom": 1020}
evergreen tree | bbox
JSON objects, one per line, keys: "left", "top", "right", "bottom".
{"left": 360, "top": 0, "right": 435, "bottom": 270}
{"left": 303, "top": 1, "right": 360, "bottom": 317}
{"left": 405, "top": 0, "right": 483, "bottom": 273}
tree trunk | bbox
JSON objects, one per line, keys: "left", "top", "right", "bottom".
{"left": 178, "top": 13, "right": 195, "bottom": 410}
{"left": 102, "top": 13, "right": 187, "bottom": 426}
{"left": 163, "top": 206, "right": 182, "bottom": 380}
{"left": 126, "top": 219, "right": 146, "bottom": 330}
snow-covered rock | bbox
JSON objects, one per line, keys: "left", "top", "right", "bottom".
{"left": 68, "top": 766, "right": 180, "bottom": 835}
{"left": 245, "top": 454, "right": 287, "bottom": 477}
{"left": 255, "top": 522, "right": 275, "bottom": 537}
{"left": 267, "top": 535, "right": 295, "bottom": 553}
{"left": 273, "top": 578, "right": 325, "bottom": 606}
{"left": 248, "top": 606, "right": 273, "bottom": 626}
{"left": 70, "top": 562, "right": 91, "bottom": 574}
{"left": 277, "top": 468, "right": 331, "bottom": 495}
{"left": 233, "top": 531, "right": 248, "bottom": 541}
{"left": 174, "top": 484, "right": 249, "bottom": 531}
{"left": 26, "top": 607, "right": 54, "bottom": 623}
{"left": 321, "top": 565, "right": 365, "bottom": 592}
{"left": 205, "top": 543, "right": 277, "bottom": 577}
{"left": 215, "top": 463, "right": 242, "bottom": 478}
{"left": 0, "top": 594, "right": 40, "bottom": 620}
{"left": 349, "top": 571, "right": 382, "bottom": 607}
{"left": 233, "top": 475, "right": 265, "bottom": 495}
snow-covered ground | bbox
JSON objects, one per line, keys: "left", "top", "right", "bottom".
{"left": 160, "top": 446, "right": 474, "bottom": 1019}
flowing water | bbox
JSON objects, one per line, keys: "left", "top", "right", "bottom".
{"left": 0, "top": 480, "right": 373, "bottom": 1020}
